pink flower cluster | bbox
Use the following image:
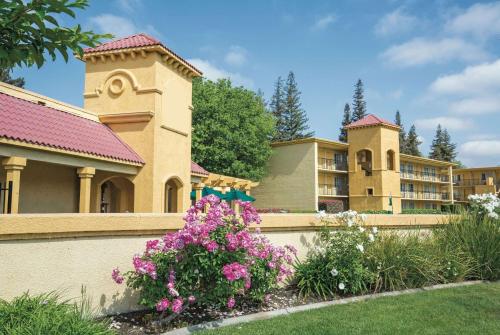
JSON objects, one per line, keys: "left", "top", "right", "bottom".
{"left": 222, "top": 262, "right": 248, "bottom": 281}
{"left": 133, "top": 255, "right": 157, "bottom": 279}
{"left": 112, "top": 195, "right": 295, "bottom": 315}
{"left": 111, "top": 268, "right": 124, "bottom": 284}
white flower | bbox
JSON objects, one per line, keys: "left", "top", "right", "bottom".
{"left": 358, "top": 227, "right": 365, "bottom": 233}
{"left": 356, "top": 244, "right": 364, "bottom": 253}
{"left": 368, "top": 233, "right": 375, "bottom": 242}
{"left": 330, "top": 268, "right": 338, "bottom": 277}
{"left": 372, "top": 227, "right": 378, "bottom": 234}
{"left": 338, "top": 282, "right": 345, "bottom": 290}
{"left": 316, "top": 210, "right": 327, "bottom": 219}
{"left": 347, "top": 219, "right": 354, "bottom": 227}
{"left": 360, "top": 214, "right": 367, "bottom": 222}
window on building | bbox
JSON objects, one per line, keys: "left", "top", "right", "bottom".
{"left": 367, "top": 188, "right": 374, "bottom": 196}
{"left": 481, "top": 173, "right": 486, "bottom": 181}
{"left": 356, "top": 150, "right": 372, "bottom": 176}
{"left": 386, "top": 150, "right": 395, "bottom": 171}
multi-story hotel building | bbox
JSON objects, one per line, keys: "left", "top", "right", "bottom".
{"left": 452, "top": 167, "right": 500, "bottom": 203}
{"left": 252, "top": 114, "right": 456, "bottom": 213}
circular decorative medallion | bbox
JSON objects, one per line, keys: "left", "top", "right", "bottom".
{"left": 109, "top": 77, "right": 125, "bottom": 95}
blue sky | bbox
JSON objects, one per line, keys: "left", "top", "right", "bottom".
{"left": 12, "top": 0, "right": 500, "bottom": 167}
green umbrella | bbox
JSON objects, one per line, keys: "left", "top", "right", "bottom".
{"left": 202, "top": 187, "right": 227, "bottom": 200}
{"left": 224, "top": 189, "right": 255, "bottom": 202}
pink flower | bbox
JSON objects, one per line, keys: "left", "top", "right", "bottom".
{"left": 111, "top": 268, "right": 124, "bottom": 284}
{"left": 133, "top": 255, "right": 157, "bottom": 279}
{"left": 222, "top": 262, "right": 248, "bottom": 282}
{"left": 267, "top": 261, "right": 276, "bottom": 269}
{"left": 227, "top": 297, "right": 236, "bottom": 309}
{"left": 156, "top": 298, "right": 170, "bottom": 312}
{"left": 244, "top": 278, "right": 251, "bottom": 289}
{"left": 264, "top": 294, "right": 271, "bottom": 303}
{"left": 188, "top": 295, "right": 196, "bottom": 304}
{"left": 172, "top": 297, "right": 183, "bottom": 313}
{"left": 204, "top": 240, "right": 219, "bottom": 253}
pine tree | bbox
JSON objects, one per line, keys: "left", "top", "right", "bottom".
{"left": 351, "top": 79, "right": 367, "bottom": 122}
{"left": 269, "top": 76, "right": 286, "bottom": 141}
{"left": 282, "top": 71, "right": 314, "bottom": 140}
{"left": 338, "top": 103, "right": 351, "bottom": 142}
{"left": 441, "top": 129, "right": 457, "bottom": 162}
{"left": 394, "top": 110, "right": 407, "bottom": 153}
{"left": 405, "top": 125, "right": 422, "bottom": 156}
{"left": 429, "top": 124, "right": 444, "bottom": 160}
{"left": 0, "top": 67, "right": 25, "bottom": 87}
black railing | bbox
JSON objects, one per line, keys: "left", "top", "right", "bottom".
{"left": 318, "top": 158, "right": 348, "bottom": 171}
{"left": 0, "top": 181, "right": 13, "bottom": 214}
{"left": 400, "top": 170, "right": 449, "bottom": 182}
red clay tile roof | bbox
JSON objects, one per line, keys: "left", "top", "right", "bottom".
{"left": 0, "top": 92, "right": 144, "bottom": 164}
{"left": 83, "top": 33, "right": 202, "bottom": 75}
{"left": 345, "top": 114, "right": 398, "bottom": 129}
{"left": 191, "top": 161, "right": 209, "bottom": 176}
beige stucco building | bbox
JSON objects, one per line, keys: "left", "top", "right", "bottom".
{"left": 0, "top": 34, "right": 257, "bottom": 215}
{"left": 253, "top": 114, "right": 457, "bottom": 213}
{"left": 452, "top": 166, "right": 500, "bottom": 203}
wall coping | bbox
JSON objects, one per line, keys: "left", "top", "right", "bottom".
{"left": 0, "top": 213, "right": 450, "bottom": 241}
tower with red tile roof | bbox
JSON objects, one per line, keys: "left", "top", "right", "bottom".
{"left": 80, "top": 34, "right": 202, "bottom": 213}
{"left": 345, "top": 114, "right": 402, "bottom": 213}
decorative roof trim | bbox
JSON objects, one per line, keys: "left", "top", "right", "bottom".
{"left": 99, "top": 111, "right": 154, "bottom": 124}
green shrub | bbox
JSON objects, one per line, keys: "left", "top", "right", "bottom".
{"left": 441, "top": 203, "right": 464, "bottom": 214}
{"left": 365, "top": 232, "right": 470, "bottom": 292}
{"left": 294, "top": 211, "right": 376, "bottom": 299}
{"left": 401, "top": 209, "right": 443, "bottom": 214}
{"left": 435, "top": 211, "right": 500, "bottom": 280}
{"left": 0, "top": 292, "right": 113, "bottom": 335}
{"left": 360, "top": 210, "right": 392, "bottom": 214}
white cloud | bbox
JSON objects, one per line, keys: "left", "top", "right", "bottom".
{"left": 460, "top": 140, "right": 500, "bottom": 156}
{"left": 89, "top": 14, "right": 138, "bottom": 37}
{"left": 467, "top": 133, "right": 498, "bottom": 141}
{"left": 446, "top": 2, "right": 500, "bottom": 39}
{"left": 89, "top": 14, "right": 161, "bottom": 39}
{"left": 311, "top": 14, "right": 336, "bottom": 31}
{"left": 414, "top": 116, "right": 470, "bottom": 130}
{"left": 381, "top": 37, "right": 488, "bottom": 67}
{"left": 449, "top": 97, "right": 500, "bottom": 115}
{"left": 186, "top": 58, "right": 254, "bottom": 88}
{"left": 116, "top": 0, "right": 142, "bottom": 14}
{"left": 224, "top": 46, "right": 247, "bottom": 67}
{"left": 430, "top": 59, "right": 500, "bottom": 95}
{"left": 375, "top": 8, "right": 418, "bottom": 36}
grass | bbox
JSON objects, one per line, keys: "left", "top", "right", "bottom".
{"left": 200, "top": 282, "right": 500, "bottom": 335}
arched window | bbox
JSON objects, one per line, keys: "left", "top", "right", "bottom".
{"left": 387, "top": 150, "right": 395, "bottom": 171}
{"left": 356, "top": 150, "right": 372, "bottom": 176}
{"left": 165, "top": 178, "right": 183, "bottom": 213}
{"left": 100, "top": 177, "right": 134, "bottom": 213}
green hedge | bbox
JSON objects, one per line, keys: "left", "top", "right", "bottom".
{"left": 360, "top": 210, "right": 392, "bottom": 214}
{"left": 401, "top": 209, "right": 442, "bottom": 214}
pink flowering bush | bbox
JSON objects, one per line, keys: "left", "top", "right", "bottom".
{"left": 112, "top": 195, "right": 295, "bottom": 315}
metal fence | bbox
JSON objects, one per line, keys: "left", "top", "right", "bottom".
{"left": 0, "top": 181, "right": 13, "bottom": 214}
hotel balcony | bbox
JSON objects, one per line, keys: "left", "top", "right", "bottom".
{"left": 401, "top": 191, "right": 450, "bottom": 201}
{"left": 318, "top": 158, "right": 348, "bottom": 172}
{"left": 454, "top": 179, "right": 490, "bottom": 187}
{"left": 318, "top": 184, "right": 349, "bottom": 197}
{"left": 400, "top": 171, "right": 449, "bottom": 183}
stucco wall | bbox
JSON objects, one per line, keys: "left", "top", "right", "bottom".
{"left": 252, "top": 142, "right": 317, "bottom": 211}
{"left": 18, "top": 160, "right": 79, "bottom": 213}
{"left": 0, "top": 213, "right": 448, "bottom": 315}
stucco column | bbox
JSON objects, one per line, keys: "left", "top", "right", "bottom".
{"left": 448, "top": 166, "right": 454, "bottom": 204}
{"left": 77, "top": 167, "right": 96, "bottom": 213}
{"left": 193, "top": 183, "right": 204, "bottom": 202}
{"left": 2, "top": 156, "right": 27, "bottom": 214}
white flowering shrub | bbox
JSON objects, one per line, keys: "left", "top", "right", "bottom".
{"left": 468, "top": 193, "right": 500, "bottom": 219}
{"left": 294, "top": 210, "right": 377, "bottom": 298}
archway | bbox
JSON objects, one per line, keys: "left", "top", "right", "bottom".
{"left": 99, "top": 177, "right": 134, "bottom": 213}
{"left": 165, "top": 177, "right": 183, "bottom": 213}
{"left": 356, "top": 149, "right": 373, "bottom": 176}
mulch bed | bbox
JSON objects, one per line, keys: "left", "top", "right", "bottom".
{"left": 107, "top": 287, "right": 326, "bottom": 334}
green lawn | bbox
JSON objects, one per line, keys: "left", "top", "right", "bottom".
{"left": 200, "top": 282, "right": 500, "bottom": 335}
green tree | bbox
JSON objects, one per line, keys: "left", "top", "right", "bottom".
{"left": 0, "top": 0, "right": 111, "bottom": 68}
{"left": 404, "top": 125, "right": 422, "bottom": 156}
{"left": 282, "top": 71, "right": 314, "bottom": 140}
{"left": 191, "top": 78, "right": 275, "bottom": 181}
{"left": 394, "top": 110, "right": 406, "bottom": 153}
{"left": 429, "top": 124, "right": 444, "bottom": 160}
{"left": 0, "top": 67, "right": 24, "bottom": 87}
{"left": 441, "top": 128, "right": 457, "bottom": 162}
{"left": 351, "top": 79, "right": 367, "bottom": 122}
{"left": 339, "top": 103, "right": 351, "bottom": 142}
{"left": 269, "top": 76, "right": 286, "bottom": 141}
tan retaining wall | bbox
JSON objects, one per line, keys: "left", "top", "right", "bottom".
{"left": 0, "top": 213, "right": 449, "bottom": 315}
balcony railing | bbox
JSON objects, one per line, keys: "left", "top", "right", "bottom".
{"left": 401, "top": 191, "right": 449, "bottom": 200}
{"left": 318, "top": 184, "right": 348, "bottom": 196}
{"left": 454, "top": 179, "right": 489, "bottom": 187}
{"left": 400, "top": 170, "right": 449, "bottom": 182}
{"left": 318, "top": 158, "right": 348, "bottom": 171}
